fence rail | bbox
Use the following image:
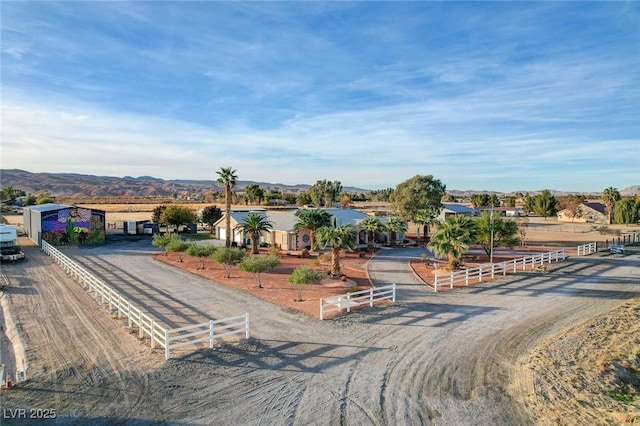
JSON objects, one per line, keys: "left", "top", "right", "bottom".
{"left": 432, "top": 249, "right": 566, "bottom": 292}
{"left": 320, "top": 284, "right": 396, "bottom": 320}
{"left": 41, "top": 241, "right": 248, "bottom": 359}
{"left": 576, "top": 242, "right": 597, "bottom": 256}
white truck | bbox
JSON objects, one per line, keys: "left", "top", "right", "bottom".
{"left": 0, "top": 224, "right": 25, "bottom": 262}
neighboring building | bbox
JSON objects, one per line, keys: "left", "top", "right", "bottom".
{"left": 476, "top": 207, "right": 523, "bottom": 217}
{"left": 437, "top": 204, "right": 480, "bottom": 223}
{"left": 23, "top": 203, "right": 106, "bottom": 246}
{"left": 557, "top": 202, "right": 608, "bottom": 223}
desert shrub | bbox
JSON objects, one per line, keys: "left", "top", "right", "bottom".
{"left": 238, "top": 255, "right": 280, "bottom": 288}
{"left": 186, "top": 244, "right": 217, "bottom": 269}
{"left": 288, "top": 266, "right": 323, "bottom": 301}
{"left": 211, "top": 247, "right": 246, "bottom": 278}
{"left": 166, "top": 239, "right": 191, "bottom": 262}
{"left": 267, "top": 245, "right": 282, "bottom": 256}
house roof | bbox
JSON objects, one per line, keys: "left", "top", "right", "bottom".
{"left": 215, "top": 208, "right": 375, "bottom": 233}
{"left": 442, "top": 204, "right": 479, "bottom": 214}
{"left": 583, "top": 202, "right": 607, "bottom": 215}
{"left": 23, "top": 203, "right": 73, "bottom": 212}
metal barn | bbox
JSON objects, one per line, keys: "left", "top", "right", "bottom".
{"left": 23, "top": 203, "right": 106, "bottom": 246}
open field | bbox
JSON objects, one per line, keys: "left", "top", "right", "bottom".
{"left": 0, "top": 213, "right": 638, "bottom": 424}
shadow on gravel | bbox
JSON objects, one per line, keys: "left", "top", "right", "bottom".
{"left": 469, "top": 256, "right": 638, "bottom": 299}
{"left": 335, "top": 302, "right": 501, "bottom": 328}
{"left": 173, "top": 339, "right": 386, "bottom": 373}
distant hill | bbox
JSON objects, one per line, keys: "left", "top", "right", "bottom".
{"left": 0, "top": 169, "right": 367, "bottom": 198}
{"left": 1, "top": 169, "right": 637, "bottom": 199}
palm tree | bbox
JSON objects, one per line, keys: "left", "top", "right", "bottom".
{"left": 601, "top": 187, "right": 620, "bottom": 225}
{"left": 294, "top": 209, "right": 332, "bottom": 251}
{"left": 428, "top": 215, "right": 476, "bottom": 270}
{"left": 414, "top": 209, "right": 439, "bottom": 244}
{"left": 358, "top": 216, "right": 383, "bottom": 250}
{"left": 216, "top": 167, "right": 237, "bottom": 247}
{"left": 315, "top": 219, "right": 356, "bottom": 277}
{"left": 236, "top": 213, "right": 273, "bottom": 254}
{"left": 385, "top": 216, "right": 408, "bottom": 246}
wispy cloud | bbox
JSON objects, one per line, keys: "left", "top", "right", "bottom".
{"left": 1, "top": 1, "right": 638, "bottom": 192}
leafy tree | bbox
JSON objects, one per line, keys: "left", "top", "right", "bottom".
{"left": 296, "top": 192, "right": 313, "bottom": 206}
{"left": 307, "top": 179, "right": 342, "bottom": 207}
{"left": 385, "top": 216, "right": 408, "bottom": 246}
{"left": 152, "top": 232, "right": 180, "bottom": 256}
{"left": 614, "top": 197, "right": 639, "bottom": 225}
{"left": 474, "top": 212, "right": 519, "bottom": 256}
{"left": 315, "top": 219, "right": 356, "bottom": 277}
{"left": 211, "top": 247, "right": 246, "bottom": 278}
{"left": 523, "top": 193, "right": 534, "bottom": 215}
{"left": 339, "top": 194, "right": 352, "bottom": 208}
{"left": 288, "top": 266, "right": 323, "bottom": 301}
{"left": 238, "top": 255, "right": 280, "bottom": 288}
{"left": 488, "top": 194, "right": 500, "bottom": 207}
{"left": 201, "top": 205, "right": 222, "bottom": 233}
{"left": 601, "top": 187, "right": 621, "bottom": 225}
{"left": 414, "top": 209, "right": 439, "bottom": 243}
{"left": 161, "top": 205, "right": 197, "bottom": 231}
{"left": 561, "top": 195, "right": 584, "bottom": 222}
{"left": 470, "top": 193, "right": 490, "bottom": 208}
{"left": 390, "top": 175, "right": 446, "bottom": 223}
{"left": 294, "top": 209, "right": 332, "bottom": 251}
{"left": 217, "top": 166, "right": 238, "bottom": 247}
{"left": 186, "top": 244, "right": 217, "bottom": 269}
{"left": 24, "top": 194, "right": 37, "bottom": 206}
{"left": 236, "top": 213, "right": 273, "bottom": 254}
{"left": 358, "top": 216, "right": 384, "bottom": 249}
{"left": 368, "top": 188, "right": 394, "bottom": 202}
{"left": 166, "top": 239, "right": 191, "bottom": 262}
{"left": 245, "top": 184, "right": 264, "bottom": 205}
{"left": 443, "top": 194, "right": 457, "bottom": 203}
{"left": 532, "top": 190, "right": 557, "bottom": 220}
{"left": 505, "top": 196, "right": 516, "bottom": 208}
{"left": 1, "top": 186, "right": 26, "bottom": 203}
{"left": 428, "top": 215, "right": 476, "bottom": 270}
{"left": 152, "top": 205, "right": 167, "bottom": 223}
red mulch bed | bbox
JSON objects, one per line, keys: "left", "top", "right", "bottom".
{"left": 154, "top": 250, "right": 373, "bottom": 319}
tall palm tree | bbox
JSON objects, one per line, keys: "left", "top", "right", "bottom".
{"left": 315, "top": 219, "right": 356, "bottom": 277}
{"left": 428, "top": 215, "right": 476, "bottom": 270}
{"left": 216, "top": 167, "right": 237, "bottom": 247}
{"left": 601, "top": 187, "right": 620, "bottom": 225}
{"left": 385, "top": 216, "right": 408, "bottom": 246}
{"left": 358, "top": 216, "right": 383, "bottom": 249}
{"left": 294, "top": 209, "right": 332, "bottom": 251}
{"left": 236, "top": 213, "right": 273, "bottom": 254}
{"left": 414, "top": 209, "right": 439, "bottom": 244}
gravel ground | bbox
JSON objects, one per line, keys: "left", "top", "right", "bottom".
{"left": 0, "top": 238, "right": 637, "bottom": 425}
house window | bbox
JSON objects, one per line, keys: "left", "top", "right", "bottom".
{"left": 302, "top": 234, "right": 310, "bottom": 243}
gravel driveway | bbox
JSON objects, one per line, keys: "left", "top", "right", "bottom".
{"left": 1, "top": 240, "right": 637, "bottom": 425}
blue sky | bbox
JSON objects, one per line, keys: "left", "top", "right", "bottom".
{"left": 1, "top": 1, "right": 638, "bottom": 192}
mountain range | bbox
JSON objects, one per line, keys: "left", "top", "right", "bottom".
{"left": 0, "top": 169, "right": 638, "bottom": 198}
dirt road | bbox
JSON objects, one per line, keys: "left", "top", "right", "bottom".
{"left": 0, "top": 241, "right": 637, "bottom": 424}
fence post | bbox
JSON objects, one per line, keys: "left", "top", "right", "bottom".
{"left": 346, "top": 293, "right": 352, "bottom": 313}
{"left": 117, "top": 294, "right": 122, "bottom": 319}
{"left": 150, "top": 321, "right": 155, "bottom": 349}
{"left": 139, "top": 311, "right": 143, "bottom": 339}
{"left": 320, "top": 299, "right": 324, "bottom": 320}
{"left": 491, "top": 264, "right": 495, "bottom": 279}
{"left": 502, "top": 261, "right": 507, "bottom": 276}
{"left": 209, "top": 320, "right": 215, "bottom": 349}
{"left": 108, "top": 287, "right": 113, "bottom": 312}
{"left": 245, "top": 313, "right": 250, "bottom": 339}
{"left": 392, "top": 283, "right": 396, "bottom": 302}
{"left": 165, "top": 329, "right": 170, "bottom": 360}
{"left": 450, "top": 272, "right": 454, "bottom": 289}
{"left": 128, "top": 301, "right": 132, "bottom": 328}
{"left": 434, "top": 275, "right": 438, "bottom": 292}
{"left": 465, "top": 269, "right": 469, "bottom": 286}
{"left": 479, "top": 266, "right": 483, "bottom": 282}
{"left": 369, "top": 288, "right": 374, "bottom": 307}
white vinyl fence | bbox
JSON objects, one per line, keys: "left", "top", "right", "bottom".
{"left": 41, "top": 241, "right": 249, "bottom": 360}
{"left": 432, "top": 249, "right": 566, "bottom": 292}
{"left": 320, "top": 284, "right": 396, "bottom": 320}
{"left": 576, "top": 242, "right": 598, "bottom": 256}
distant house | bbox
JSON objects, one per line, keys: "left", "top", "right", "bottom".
{"left": 437, "top": 204, "right": 480, "bottom": 223}
{"left": 214, "top": 208, "right": 393, "bottom": 250}
{"left": 557, "top": 202, "right": 608, "bottom": 223}
{"left": 476, "top": 207, "right": 523, "bottom": 217}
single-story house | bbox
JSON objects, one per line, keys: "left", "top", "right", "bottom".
{"left": 475, "top": 207, "right": 523, "bottom": 217}
{"left": 214, "top": 208, "right": 397, "bottom": 251}
{"left": 557, "top": 202, "right": 608, "bottom": 223}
